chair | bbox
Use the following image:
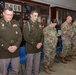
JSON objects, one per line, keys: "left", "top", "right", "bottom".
{"left": 7, "top": 63, "right": 12, "bottom": 71}
{"left": 20, "top": 46, "right": 27, "bottom": 64}
{"left": 20, "top": 46, "right": 27, "bottom": 75}
{"left": 55, "top": 40, "right": 62, "bottom": 62}
{"left": 40, "top": 45, "right": 44, "bottom": 60}
{"left": 56, "top": 40, "right": 62, "bottom": 52}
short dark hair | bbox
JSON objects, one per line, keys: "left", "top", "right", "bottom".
{"left": 51, "top": 19, "right": 58, "bottom": 23}
{"left": 3, "top": 7, "right": 13, "bottom": 12}
{"left": 30, "top": 10, "right": 38, "bottom": 15}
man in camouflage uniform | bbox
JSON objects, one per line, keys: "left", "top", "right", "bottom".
{"left": 0, "top": 7, "right": 22, "bottom": 75}
{"left": 23, "top": 10, "right": 44, "bottom": 75}
{"left": 61, "top": 16, "right": 74, "bottom": 64}
{"left": 43, "top": 21, "right": 58, "bottom": 74}
{"left": 71, "top": 20, "right": 76, "bottom": 59}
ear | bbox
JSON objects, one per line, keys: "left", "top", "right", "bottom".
{"left": 30, "top": 14, "right": 32, "bottom": 17}
{"left": 3, "top": 12, "right": 4, "bottom": 16}
{"left": 50, "top": 22, "right": 52, "bottom": 24}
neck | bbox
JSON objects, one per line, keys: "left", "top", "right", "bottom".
{"left": 31, "top": 19, "right": 36, "bottom": 22}
{"left": 4, "top": 18, "right": 9, "bottom": 22}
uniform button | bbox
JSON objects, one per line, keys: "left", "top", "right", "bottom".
{"left": 31, "top": 42, "right": 33, "bottom": 44}
{"left": 11, "top": 40, "right": 14, "bottom": 44}
{"left": 1, "top": 44, "right": 3, "bottom": 47}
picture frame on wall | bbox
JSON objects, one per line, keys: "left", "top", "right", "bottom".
{"left": 17, "top": 5, "right": 21, "bottom": 12}
{"left": 14, "top": 4, "right": 17, "bottom": 11}
{"left": 41, "top": 17, "right": 47, "bottom": 23}
{"left": 5, "top": 2, "right": 21, "bottom": 12}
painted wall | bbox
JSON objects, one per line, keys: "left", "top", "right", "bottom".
{"left": 32, "top": 0, "right": 76, "bottom": 10}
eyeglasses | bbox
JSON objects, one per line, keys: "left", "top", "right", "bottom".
{"left": 4, "top": 12, "right": 13, "bottom": 16}
{"left": 33, "top": 15, "right": 38, "bottom": 17}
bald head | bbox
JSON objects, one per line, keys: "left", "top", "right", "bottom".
{"left": 66, "top": 16, "right": 72, "bottom": 23}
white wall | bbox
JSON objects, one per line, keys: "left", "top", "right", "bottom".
{"left": 32, "top": 0, "right": 76, "bottom": 10}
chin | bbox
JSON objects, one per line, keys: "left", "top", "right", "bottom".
{"left": 8, "top": 19, "right": 12, "bottom": 21}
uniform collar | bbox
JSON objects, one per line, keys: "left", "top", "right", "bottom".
{"left": 2, "top": 17, "right": 12, "bottom": 23}
{"left": 29, "top": 19, "right": 37, "bottom": 24}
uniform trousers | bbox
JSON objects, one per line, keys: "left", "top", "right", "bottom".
{"left": 0, "top": 57, "right": 20, "bottom": 75}
{"left": 26, "top": 52, "right": 41, "bottom": 75}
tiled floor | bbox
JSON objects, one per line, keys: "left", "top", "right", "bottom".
{"left": 40, "top": 59, "right": 76, "bottom": 75}
{"left": 7, "top": 59, "right": 76, "bottom": 75}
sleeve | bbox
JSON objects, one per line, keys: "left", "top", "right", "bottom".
{"left": 43, "top": 26, "right": 53, "bottom": 45}
{"left": 0, "top": 20, "right": 10, "bottom": 50}
{"left": 23, "top": 23, "right": 38, "bottom": 48}
{"left": 61, "top": 24, "right": 70, "bottom": 36}
{"left": 72, "top": 24, "right": 76, "bottom": 34}
{"left": 0, "top": 38, "right": 10, "bottom": 50}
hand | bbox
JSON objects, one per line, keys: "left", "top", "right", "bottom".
{"left": 8, "top": 46, "right": 17, "bottom": 53}
{"left": 53, "top": 45, "right": 55, "bottom": 49}
{"left": 36, "top": 43, "right": 42, "bottom": 49}
{"left": 44, "top": 31, "right": 47, "bottom": 35}
{"left": 70, "top": 32, "right": 74, "bottom": 38}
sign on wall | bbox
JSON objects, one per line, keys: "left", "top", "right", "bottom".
{"left": 5, "top": 2, "right": 21, "bottom": 12}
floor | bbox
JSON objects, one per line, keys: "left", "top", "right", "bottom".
{"left": 39, "top": 59, "right": 76, "bottom": 75}
{"left": 2, "top": 58, "right": 76, "bottom": 75}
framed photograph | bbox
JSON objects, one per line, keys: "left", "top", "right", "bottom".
{"left": 14, "top": 4, "right": 17, "bottom": 11}
{"left": 41, "top": 17, "right": 47, "bottom": 23}
{"left": 5, "top": 2, "right": 14, "bottom": 11}
{"left": 5, "top": 2, "right": 21, "bottom": 12}
{"left": 9, "top": 4, "right": 13, "bottom": 9}
{"left": 17, "top": 5, "right": 21, "bottom": 12}
{"left": 5, "top": 2, "right": 10, "bottom": 8}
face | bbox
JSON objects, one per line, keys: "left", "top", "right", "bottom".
{"left": 66, "top": 16, "right": 72, "bottom": 23}
{"left": 50, "top": 22, "right": 57, "bottom": 27}
{"left": 30, "top": 12, "right": 38, "bottom": 22}
{"left": 3, "top": 9, "right": 13, "bottom": 22}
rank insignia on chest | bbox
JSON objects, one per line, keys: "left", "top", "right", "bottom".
{"left": 23, "top": 24, "right": 26, "bottom": 28}
{"left": 13, "top": 24, "right": 17, "bottom": 27}
{"left": 2, "top": 24, "right": 5, "bottom": 27}
{"left": 16, "top": 31, "right": 18, "bottom": 34}
{"left": 32, "top": 25, "right": 34, "bottom": 28}
{"left": 39, "top": 24, "right": 42, "bottom": 29}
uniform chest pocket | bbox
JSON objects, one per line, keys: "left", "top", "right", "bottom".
{"left": 0, "top": 27, "right": 9, "bottom": 34}
{"left": 30, "top": 27, "right": 37, "bottom": 33}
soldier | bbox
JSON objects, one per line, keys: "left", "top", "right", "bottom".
{"left": 43, "top": 20, "right": 58, "bottom": 74}
{"left": 0, "top": 7, "right": 22, "bottom": 75}
{"left": 61, "top": 16, "right": 74, "bottom": 64}
{"left": 23, "top": 10, "right": 44, "bottom": 75}
{"left": 71, "top": 20, "right": 76, "bottom": 59}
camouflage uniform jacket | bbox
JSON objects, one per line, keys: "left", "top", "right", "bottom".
{"left": 61, "top": 22, "right": 73, "bottom": 41}
{"left": 72, "top": 22, "right": 76, "bottom": 45}
{"left": 43, "top": 25, "right": 58, "bottom": 49}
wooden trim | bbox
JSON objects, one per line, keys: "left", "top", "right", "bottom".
{"left": 20, "top": 0, "right": 50, "bottom": 6}
{"left": 3, "top": 0, "right": 22, "bottom": 4}
{"left": 51, "top": 6, "right": 76, "bottom": 12}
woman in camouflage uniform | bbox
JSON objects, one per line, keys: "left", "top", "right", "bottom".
{"left": 43, "top": 20, "right": 58, "bottom": 74}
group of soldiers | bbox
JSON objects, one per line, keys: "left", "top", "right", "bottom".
{"left": 0, "top": 6, "right": 76, "bottom": 75}
{"left": 43, "top": 16, "right": 76, "bottom": 74}
{"left": 61, "top": 16, "right": 76, "bottom": 64}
